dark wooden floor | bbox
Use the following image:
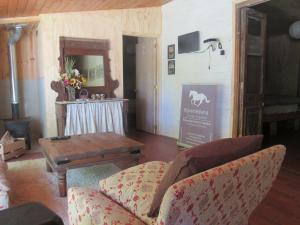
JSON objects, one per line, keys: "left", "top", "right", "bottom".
{"left": 251, "top": 129, "right": 300, "bottom": 225}
{"left": 12, "top": 130, "right": 300, "bottom": 225}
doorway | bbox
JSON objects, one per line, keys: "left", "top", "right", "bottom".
{"left": 234, "top": 0, "right": 300, "bottom": 173}
{"left": 123, "top": 35, "right": 158, "bottom": 134}
{"left": 234, "top": 0, "right": 300, "bottom": 137}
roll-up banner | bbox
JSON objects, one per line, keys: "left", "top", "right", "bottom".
{"left": 178, "top": 84, "right": 217, "bottom": 148}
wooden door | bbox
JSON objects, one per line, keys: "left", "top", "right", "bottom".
{"left": 136, "top": 37, "right": 157, "bottom": 133}
{"left": 239, "top": 8, "right": 266, "bottom": 135}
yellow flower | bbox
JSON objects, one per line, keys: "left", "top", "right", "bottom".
{"left": 81, "top": 77, "right": 87, "bottom": 86}
{"left": 70, "top": 78, "right": 76, "bottom": 85}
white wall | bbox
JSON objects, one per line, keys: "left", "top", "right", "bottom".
{"left": 37, "top": 78, "right": 46, "bottom": 138}
{"left": 0, "top": 80, "right": 42, "bottom": 139}
{"left": 159, "top": 0, "right": 233, "bottom": 139}
{"left": 0, "top": 81, "right": 10, "bottom": 119}
{"left": 19, "top": 80, "right": 42, "bottom": 138}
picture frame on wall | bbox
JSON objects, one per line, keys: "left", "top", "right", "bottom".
{"left": 168, "top": 60, "right": 175, "bottom": 75}
{"left": 168, "top": 44, "right": 175, "bottom": 59}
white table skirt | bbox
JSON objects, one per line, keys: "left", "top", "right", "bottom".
{"left": 64, "top": 101, "right": 124, "bottom": 136}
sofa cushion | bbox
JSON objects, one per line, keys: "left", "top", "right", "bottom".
{"left": 148, "top": 135, "right": 263, "bottom": 217}
{"left": 99, "top": 161, "right": 168, "bottom": 224}
{"left": 68, "top": 187, "right": 146, "bottom": 225}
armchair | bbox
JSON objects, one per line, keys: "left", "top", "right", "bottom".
{"left": 68, "top": 145, "right": 286, "bottom": 225}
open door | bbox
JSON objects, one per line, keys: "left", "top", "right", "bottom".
{"left": 136, "top": 37, "right": 157, "bottom": 134}
{"left": 239, "top": 8, "right": 266, "bottom": 135}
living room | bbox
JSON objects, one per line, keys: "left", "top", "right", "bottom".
{"left": 0, "top": 0, "right": 299, "bottom": 224}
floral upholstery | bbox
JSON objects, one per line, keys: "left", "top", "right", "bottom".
{"left": 0, "top": 191, "right": 9, "bottom": 210}
{"left": 68, "top": 145, "right": 286, "bottom": 225}
{"left": 156, "top": 145, "right": 286, "bottom": 225}
{"left": 0, "top": 160, "right": 9, "bottom": 210}
{"left": 68, "top": 187, "right": 146, "bottom": 225}
{"left": 99, "top": 161, "right": 168, "bottom": 224}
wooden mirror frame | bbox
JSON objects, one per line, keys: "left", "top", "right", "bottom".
{"left": 59, "top": 37, "right": 119, "bottom": 98}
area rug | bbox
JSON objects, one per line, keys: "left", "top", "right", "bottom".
{"left": 8, "top": 158, "right": 121, "bottom": 189}
{"left": 6, "top": 158, "right": 121, "bottom": 225}
{"left": 67, "top": 162, "right": 120, "bottom": 188}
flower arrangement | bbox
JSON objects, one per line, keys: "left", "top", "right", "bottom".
{"left": 59, "top": 57, "right": 87, "bottom": 89}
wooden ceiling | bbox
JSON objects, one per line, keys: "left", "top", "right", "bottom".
{"left": 254, "top": 0, "right": 300, "bottom": 35}
{"left": 0, "top": 0, "right": 172, "bottom": 18}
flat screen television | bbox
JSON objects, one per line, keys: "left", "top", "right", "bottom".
{"left": 178, "top": 31, "right": 200, "bottom": 54}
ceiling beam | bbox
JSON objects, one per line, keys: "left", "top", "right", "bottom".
{"left": 0, "top": 15, "right": 39, "bottom": 25}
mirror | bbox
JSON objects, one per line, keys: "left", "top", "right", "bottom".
{"left": 69, "top": 55, "right": 105, "bottom": 87}
{"left": 59, "top": 37, "right": 119, "bottom": 97}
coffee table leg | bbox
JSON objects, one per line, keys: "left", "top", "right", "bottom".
{"left": 57, "top": 171, "right": 67, "bottom": 197}
{"left": 46, "top": 161, "right": 53, "bottom": 172}
{"left": 135, "top": 156, "right": 140, "bottom": 165}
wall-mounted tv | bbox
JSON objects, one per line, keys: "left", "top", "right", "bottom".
{"left": 178, "top": 31, "right": 200, "bottom": 54}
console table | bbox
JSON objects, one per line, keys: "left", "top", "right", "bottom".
{"left": 55, "top": 99, "right": 128, "bottom": 136}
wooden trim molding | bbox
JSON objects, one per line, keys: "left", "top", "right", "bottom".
{"left": 0, "top": 16, "right": 40, "bottom": 25}
{"left": 235, "top": 0, "right": 270, "bottom": 9}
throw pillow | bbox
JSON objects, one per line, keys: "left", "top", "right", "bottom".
{"left": 147, "top": 135, "right": 263, "bottom": 217}
{"left": 147, "top": 153, "right": 191, "bottom": 217}
{"left": 185, "top": 135, "right": 263, "bottom": 174}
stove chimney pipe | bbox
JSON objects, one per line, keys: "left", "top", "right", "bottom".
{"left": 7, "top": 24, "right": 23, "bottom": 120}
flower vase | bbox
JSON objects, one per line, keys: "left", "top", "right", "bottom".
{"left": 66, "top": 86, "right": 76, "bottom": 101}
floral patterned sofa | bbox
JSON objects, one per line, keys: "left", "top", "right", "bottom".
{"left": 0, "top": 160, "right": 9, "bottom": 210}
{"left": 68, "top": 145, "right": 286, "bottom": 225}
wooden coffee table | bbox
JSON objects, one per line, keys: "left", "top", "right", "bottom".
{"left": 39, "top": 133, "right": 143, "bottom": 197}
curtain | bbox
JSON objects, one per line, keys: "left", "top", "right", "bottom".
{"left": 64, "top": 101, "right": 124, "bottom": 136}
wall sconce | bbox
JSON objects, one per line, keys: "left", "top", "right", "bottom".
{"left": 203, "top": 38, "right": 225, "bottom": 55}
{"left": 289, "top": 21, "right": 300, "bottom": 39}
{"left": 195, "top": 38, "right": 225, "bottom": 70}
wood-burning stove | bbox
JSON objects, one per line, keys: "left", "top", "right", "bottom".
{"left": 5, "top": 24, "right": 31, "bottom": 149}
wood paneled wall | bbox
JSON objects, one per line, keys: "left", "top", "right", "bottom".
{"left": 37, "top": 8, "right": 162, "bottom": 137}
{"left": 0, "top": 27, "right": 38, "bottom": 80}
{"left": 0, "top": 29, "right": 9, "bottom": 80}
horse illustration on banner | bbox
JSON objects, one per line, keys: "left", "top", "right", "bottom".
{"left": 189, "top": 90, "right": 210, "bottom": 107}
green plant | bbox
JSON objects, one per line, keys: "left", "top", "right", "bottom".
{"left": 59, "top": 57, "right": 87, "bottom": 89}
{"left": 64, "top": 57, "right": 76, "bottom": 75}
